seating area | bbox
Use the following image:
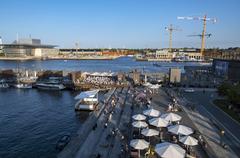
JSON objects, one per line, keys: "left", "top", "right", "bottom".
{"left": 130, "top": 90, "right": 201, "bottom": 158}
{"left": 84, "top": 75, "right": 115, "bottom": 85}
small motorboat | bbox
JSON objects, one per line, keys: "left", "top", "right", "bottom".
{"left": 56, "top": 134, "right": 71, "bottom": 151}
{"left": 184, "top": 88, "right": 195, "bottom": 93}
{"left": 0, "top": 80, "right": 9, "bottom": 88}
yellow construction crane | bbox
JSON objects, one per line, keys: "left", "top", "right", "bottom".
{"left": 177, "top": 15, "right": 217, "bottom": 56}
{"left": 165, "top": 24, "right": 181, "bottom": 53}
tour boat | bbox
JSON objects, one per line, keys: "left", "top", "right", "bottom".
{"left": 36, "top": 82, "right": 65, "bottom": 90}
{"left": 74, "top": 90, "right": 99, "bottom": 111}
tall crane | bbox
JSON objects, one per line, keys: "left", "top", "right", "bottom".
{"left": 165, "top": 24, "right": 181, "bottom": 53}
{"left": 188, "top": 33, "right": 212, "bottom": 38}
{"left": 177, "top": 15, "right": 217, "bottom": 56}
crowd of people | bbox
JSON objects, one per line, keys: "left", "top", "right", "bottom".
{"left": 84, "top": 76, "right": 115, "bottom": 85}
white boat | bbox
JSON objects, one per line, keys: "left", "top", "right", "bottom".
{"left": 36, "top": 77, "right": 65, "bottom": 90}
{"left": 184, "top": 88, "right": 195, "bottom": 93}
{"left": 74, "top": 90, "right": 99, "bottom": 111}
{"left": 36, "top": 83, "right": 65, "bottom": 90}
{"left": 0, "top": 79, "right": 9, "bottom": 88}
{"left": 0, "top": 83, "right": 9, "bottom": 88}
{"left": 174, "top": 56, "right": 204, "bottom": 62}
{"left": 14, "top": 83, "right": 32, "bottom": 89}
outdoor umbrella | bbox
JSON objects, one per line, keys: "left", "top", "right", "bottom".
{"left": 141, "top": 128, "right": 159, "bottom": 137}
{"left": 132, "top": 114, "right": 146, "bottom": 121}
{"left": 155, "top": 142, "right": 186, "bottom": 158}
{"left": 132, "top": 121, "right": 148, "bottom": 128}
{"left": 135, "top": 92, "right": 146, "bottom": 100}
{"left": 179, "top": 135, "right": 198, "bottom": 146}
{"left": 148, "top": 117, "right": 169, "bottom": 128}
{"left": 143, "top": 108, "right": 161, "bottom": 117}
{"left": 168, "top": 125, "right": 193, "bottom": 136}
{"left": 141, "top": 128, "right": 159, "bottom": 143}
{"left": 130, "top": 139, "right": 149, "bottom": 158}
{"left": 161, "top": 112, "right": 182, "bottom": 122}
{"left": 132, "top": 121, "right": 148, "bottom": 135}
{"left": 149, "top": 117, "right": 169, "bottom": 141}
{"left": 179, "top": 135, "right": 198, "bottom": 154}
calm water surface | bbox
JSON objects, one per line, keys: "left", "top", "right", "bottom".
{"left": 0, "top": 89, "right": 86, "bottom": 158}
{"left": 0, "top": 57, "right": 207, "bottom": 73}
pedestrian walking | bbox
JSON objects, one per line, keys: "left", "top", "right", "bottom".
{"left": 220, "top": 129, "right": 225, "bottom": 145}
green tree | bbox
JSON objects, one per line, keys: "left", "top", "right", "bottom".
{"left": 217, "top": 82, "right": 231, "bottom": 96}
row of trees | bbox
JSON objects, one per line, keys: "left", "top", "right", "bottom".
{"left": 218, "top": 82, "right": 240, "bottom": 109}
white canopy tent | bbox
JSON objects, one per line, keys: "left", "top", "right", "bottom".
{"left": 143, "top": 82, "right": 152, "bottom": 87}
{"left": 89, "top": 72, "right": 115, "bottom": 77}
{"left": 155, "top": 142, "right": 186, "bottom": 158}
{"left": 81, "top": 72, "right": 90, "bottom": 76}
{"left": 149, "top": 84, "right": 161, "bottom": 89}
{"left": 90, "top": 72, "right": 101, "bottom": 76}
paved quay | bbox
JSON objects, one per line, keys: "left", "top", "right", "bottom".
{"left": 151, "top": 89, "right": 208, "bottom": 158}
{"left": 169, "top": 88, "right": 238, "bottom": 158}
{"left": 58, "top": 87, "right": 132, "bottom": 158}
{"left": 58, "top": 86, "right": 239, "bottom": 158}
{"left": 58, "top": 88, "right": 117, "bottom": 158}
{"left": 131, "top": 87, "right": 209, "bottom": 158}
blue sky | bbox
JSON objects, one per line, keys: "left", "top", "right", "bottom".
{"left": 0, "top": 0, "right": 239, "bottom": 48}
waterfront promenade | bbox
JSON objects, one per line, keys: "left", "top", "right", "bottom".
{"left": 130, "top": 88, "right": 209, "bottom": 158}
{"left": 169, "top": 88, "right": 239, "bottom": 158}
{"left": 57, "top": 86, "right": 240, "bottom": 158}
{"left": 58, "top": 87, "right": 132, "bottom": 158}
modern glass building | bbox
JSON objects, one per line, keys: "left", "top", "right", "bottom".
{"left": 213, "top": 59, "right": 240, "bottom": 82}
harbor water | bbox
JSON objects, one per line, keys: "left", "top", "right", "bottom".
{"left": 0, "top": 89, "right": 86, "bottom": 158}
{"left": 0, "top": 57, "right": 208, "bottom": 73}
{"left": 0, "top": 57, "right": 210, "bottom": 158}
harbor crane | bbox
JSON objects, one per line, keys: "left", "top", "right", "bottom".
{"left": 177, "top": 15, "right": 217, "bottom": 56}
{"left": 165, "top": 24, "right": 181, "bottom": 53}
{"left": 188, "top": 33, "right": 212, "bottom": 38}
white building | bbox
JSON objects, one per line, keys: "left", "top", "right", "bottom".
{"left": 0, "top": 38, "right": 58, "bottom": 57}
{"left": 155, "top": 50, "right": 173, "bottom": 60}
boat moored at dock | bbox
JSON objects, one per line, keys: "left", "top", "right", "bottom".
{"left": 0, "top": 80, "right": 9, "bottom": 88}
{"left": 74, "top": 90, "right": 99, "bottom": 111}
{"left": 36, "top": 82, "right": 65, "bottom": 90}
{"left": 14, "top": 83, "right": 32, "bottom": 89}
{"left": 36, "top": 77, "right": 65, "bottom": 90}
